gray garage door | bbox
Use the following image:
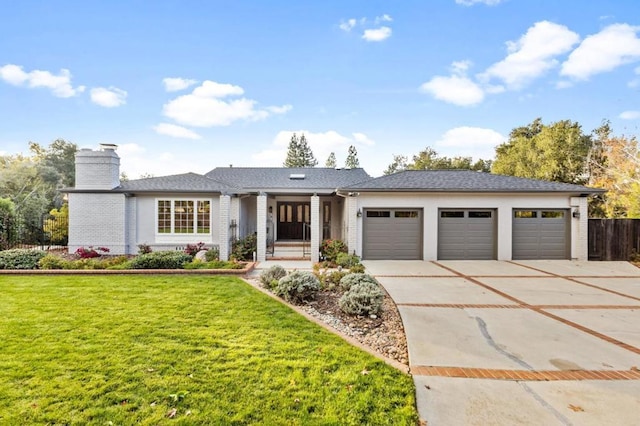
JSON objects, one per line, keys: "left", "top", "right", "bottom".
{"left": 438, "top": 209, "right": 496, "bottom": 260}
{"left": 513, "top": 209, "right": 570, "bottom": 259}
{"left": 362, "top": 209, "right": 422, "bottom": 260}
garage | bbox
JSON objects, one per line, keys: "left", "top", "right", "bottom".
{"left": 513, "top": 209, "right": 570, "bottom": 259}
{"left": 438, "top": 209, "right": 496, "bottom": 260}
{"left": 362, "top": 209, "right": 422, "bottom": 260}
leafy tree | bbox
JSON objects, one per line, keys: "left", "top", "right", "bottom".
{"left": 325, "top": 152, "right": 337, "bottom": 168}
{"left": 0, "top": 154, "right": 50, "bottom": 227}
{"left": 345, "top": 145, "right": 360, "bottom": 168}
{"left": 283, "top": 133, "right": 317, "bottom": 167}
{"left": 587, "top": 122, "right": 640, "bottom": 218}
{"left": 492, "top": 118, "right": 592, "bottom": 184}
{"left": 0, "top": 198, "right": 17, "bottom": 250}
{"left": 43, "top": 202, "right": 69, "bottom": 245}
{"left": 384, "top": 147, "right": 491, "bottom": 175}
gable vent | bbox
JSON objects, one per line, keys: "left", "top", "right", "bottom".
{"left": 289, "top": 173, "right": 306, "bottom": 180}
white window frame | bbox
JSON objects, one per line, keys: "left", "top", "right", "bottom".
{"left": 155, "top": 198, "right": 213, "bottom": 243}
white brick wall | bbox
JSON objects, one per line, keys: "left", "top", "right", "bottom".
{"left": 219, "top": 195, "right": 231, "bottom": 261}
{"left": 256, "top": 194, "right": 267, "bottom": 262}
{"left": 346, "top": 196, "right": 358, "bottom": 254}
{"left": 75, "top": 148, "right": 120, "bottom": 190}
{"left": 571, "top": 196, "right": 589, "bottom": 261}
{"left": 310, "top": 195, "right": 320, "bottom": 263}
{"left": 68, "top": 193, "right": 127, "bottom": 254}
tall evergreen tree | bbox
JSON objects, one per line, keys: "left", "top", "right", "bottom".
{"left": 283, "top": 133, "right": 301, "bottom": 167}
{"left": 298, "top": 134, "right": 317, "bottom": 167}
{"left": 345, "top": 145, "right": 360, "bottom": 168}
{"left": 283, "top": 133, "right": 317, "bottom": 167}
{"left": 325, "top": 152, "right": 337, "bottom": 168}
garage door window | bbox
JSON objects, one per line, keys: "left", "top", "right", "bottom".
{"left": 469, "top": 211, "right": 492, "bottom": 218}
{"left": 366, "top": 211, "right": 390, "bottom": 218}
{"left": 514, "top": 210, "right": 536, "bottom": 218}
{"left": 395, "top": 211, "right": 418, "bottom": 218}
{"left": 542, "top": 211, "right": 565, "bottom": 218}
{"left": 441, "top": 211, "right": 464, "bottom": 218}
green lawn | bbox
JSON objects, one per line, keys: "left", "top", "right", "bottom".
{"left": 0, "top": 275, "right": 417, "bottom": 425}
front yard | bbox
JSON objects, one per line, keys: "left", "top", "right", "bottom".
{"left": 0, "top": 275, "right": 417, "bottom": 425}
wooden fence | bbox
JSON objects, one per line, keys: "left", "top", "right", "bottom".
{"left": 588, "top": 219, "right": 640, "bottom": 261}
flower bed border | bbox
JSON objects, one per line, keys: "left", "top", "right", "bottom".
{"left": 0, "top": 262, "right": 256, "bottom": 275}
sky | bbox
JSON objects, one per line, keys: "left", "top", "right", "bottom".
{"left": 1, "top": 0, "right": 639, "bottom": 178}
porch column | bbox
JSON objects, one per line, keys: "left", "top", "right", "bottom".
{"left": 257, "top": 193, "right": 267, "bottom": 262}
{"left": 311, "top": 194, "right": 320, "bottom": 263}
{"left": 219, "top": 194, "right": 231, "bottom": 261}
{"left": 347, "top": 194, "right": 359, "bottom": 256}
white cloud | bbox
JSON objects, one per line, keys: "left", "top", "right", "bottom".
{"left": 480, "top": 21, "right": 580, "bottom": 89}
{"left": 266, "top": 104, "right": 293, "bottom": 114}
{"left": 90, "top": 86, "right": 127, "bottom": 107}
{"left": 0, "top": 64, "right": 85, "bottom": 97}
{"left": 561, "top": 24, "right": 640, "bottom": 80}
{"left": 555, "top": 80, "right": 574, "bottom": 89}
{"left": 340, "top": 15, "right": 393, "bottom": 41}
{"left": 375, "top": 14, "right": 393, "bottom": 24}
{"left": 435, "top": 126, "right": 506, "bottom": 159}
{"left": 362, "top": 26, "right": 392, "bottom": 42}
{"left": 455, "top": 0, "right": 505, "bottom": 5}
{"left": 251, "top": 130, "right": 375, "bottom": 167}
{"left": 339, "top": 18, "right": 356, "bottom": 32}
{"left": 162, "top": 80, "right": 291, "bottom": 127}
{"left": 192, "top": 80, "right": 244, "bottom": 97}
{"left": 619, "top": 110, "right": 640, "bottom": 120}
{"left": 153, "top": 123, "right": 202, "bottom": 139}
{"left": 420, "top": 75, "right": 485, "bottom": 106}
{"left": 162, "top": 77, "right": 198, "bottom": 92}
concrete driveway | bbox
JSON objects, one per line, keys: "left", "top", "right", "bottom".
{"left": 364, "top": 260, "right": 640, "bottom": 426}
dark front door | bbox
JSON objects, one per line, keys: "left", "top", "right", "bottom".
{"left": 277, "top": 202, "right": 310, "bottom": 240}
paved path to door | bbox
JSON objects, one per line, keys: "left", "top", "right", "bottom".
{"left": 364, "top": 260, "right": 640, "bottom": 426}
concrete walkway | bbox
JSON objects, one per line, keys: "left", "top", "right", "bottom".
{"left": 365, "top": 260, "right": 640, "bottom": 426}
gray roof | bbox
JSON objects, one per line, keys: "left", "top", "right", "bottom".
{"left": 341, "top": 170, "right": 605, "bottom": 194}
{"left": 206, "top": 167, "right": 371, "bottom": 192}
{"left": 117, "top": 173, "right": 238, "bottom": 193}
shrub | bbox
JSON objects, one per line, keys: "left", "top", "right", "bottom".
{"left": 137, "top": 243, "right": 152, "bottom": 254}
{"left": 232, "top": 234, "right": 257, "bottom": 261}
{"left": 75, "top": 246, "right": 110, "bottom": 259}
{"left": 339, "top": 273, "right": 379, "bottom": 292}
{"left": 336, "top": 252, "right": 360, "bottom": 268}
{"left": 275, "top": 270, "right": 320, "bottom": 304}
{"left": 260, "top": 265, "right": 287, "bottom": 289}
{"left": 339, "top": 281, "right": 384, "bottom": 316}
{"left": 204, "top": 247, "right": 220, "bottom": 262}
{"left": 183, "top": 259, "right": 245, "bottom": 270}
{"left": 349, "top": 264, "right": 366, "bottom": 273}
{"left": 38, "top": 254, "right": 67, "bottom": 269}
{"left": 184, "top": 242, "right": 206, "bottom": 257}
{"left": 39, "top": 255, "right": 131, "bottom": 270}
{"left": 0, "top": 249, "right": 46, "bottom": 270}
{"left": 320, "top": 239, "right": 348, "bottom": 262}
{"left": 318, "top": 270, "right": 348, "bottom": 290}
{"left": 129, "top": 251, "right": 192, "bottom": 269}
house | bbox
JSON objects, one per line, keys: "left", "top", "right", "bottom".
{"left": 67, "top": 144, "right": 603, "bottom": 262}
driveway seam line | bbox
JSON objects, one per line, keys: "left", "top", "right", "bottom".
{"left": 410, "top": 366, "right": 640, "bottom": 381}
{"left": 508, "top": 261, "right": 640, "bottom": 302}
{"left": 432, "top": 261, "right": 640, "bottom": 356}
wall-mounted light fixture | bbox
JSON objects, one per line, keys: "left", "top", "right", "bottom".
{"left": 357, "top": 208, "right": 362, "bottom": 218}
{"left": 572, "top": 209, "right": 580, "bottom": 219}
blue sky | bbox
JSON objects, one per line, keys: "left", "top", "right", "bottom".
{"left": 1, "top": 0, "right": 639, "bottom": 177}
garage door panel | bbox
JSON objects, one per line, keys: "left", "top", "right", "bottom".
{"left": 513, "top": 209, "right": 569, "bottom": 260}
{"left": 363, "top": 209, "right": 422, "bottom": 260}
{"left": 438, "top": 209, "right": 496, "bottom": 260}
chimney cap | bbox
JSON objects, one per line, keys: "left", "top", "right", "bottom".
{"left": 99, "top": 143, "right": 118, "bottom": 151}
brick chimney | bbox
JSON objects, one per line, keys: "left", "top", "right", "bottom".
{"left": 74, "top": 144, "right": 121, "bottom": 189}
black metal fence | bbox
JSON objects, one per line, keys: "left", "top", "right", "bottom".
{"left": 0, "top": 212, "right": 68, "bottom": 251}
{"left": 588, "top": 219, "right": 640, "bottom": 261}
